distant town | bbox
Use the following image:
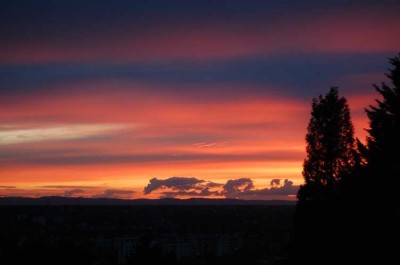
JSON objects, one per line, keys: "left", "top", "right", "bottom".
{"left": 0, "top": 199, "right": 294, "bottom": 265}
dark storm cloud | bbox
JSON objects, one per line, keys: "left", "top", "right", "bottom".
{"left": 94, "top": 189, "right": 135, "bottom": 199}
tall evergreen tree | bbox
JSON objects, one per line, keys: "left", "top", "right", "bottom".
{"left": 292, "top": 87, "right": 356, "bottom": 265}
{"left": 299, "top": 87, "right": 356, "bottom": 202}
{"left": 360, "top": 54, "right": 400, "bottom": 227}
{"left": 363, "top": 54, "right": 400, "bottom": 200}
{"left": 291, "top": 55, "right": 400, "bottom": 265}
{"left": 347, "top": 54, "right": 400, "bottom": 265}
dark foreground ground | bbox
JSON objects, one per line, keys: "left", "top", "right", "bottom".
{"left": 0, "top": 204, "right": 294, "bottom": 265}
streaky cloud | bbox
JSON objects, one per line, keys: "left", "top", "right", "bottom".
{"left": 64, "top": 188, "right": 85, "bottom": 197}
{"left": 0, "top": 123, "right": 130, "bottom": 145}
{"left": 94, "top": 189, "right": 136, "bottom": 199}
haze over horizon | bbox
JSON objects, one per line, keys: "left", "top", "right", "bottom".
{"left": 1, "top": 0, "right": 399, "bottom": 200}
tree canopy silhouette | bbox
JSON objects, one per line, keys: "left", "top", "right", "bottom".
{"left": 291, "top": 87, "right": 356, "bottom": 265}
{"left": 291, "top": 54, "right": 400, "bottom": 265}
{"left": 299, "top": 87, "right": 356, "bottom": 202}
{"left": 353, "top": 54, "right": 400, "bottom": 263}
{"left": 361, "top": 54, "right": 400, "bottom": 202}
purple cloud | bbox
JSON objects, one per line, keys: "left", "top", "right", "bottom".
{"left": 64, "top": 188, "right": 85, "bottom": 197}
{"left": 270, "top": 179, "right": 281, "bottom": 186}
{"left": 143, "top": 177, "right": 299, "bottom": 200}
{"left": 223, "top": 178, "right": 254, "bottom": 198}
{"left": 143, "top": 177, "right": 221, "bottom": 195}
{"left": 95, "top": 189, "right": 136, "bottom": 199}
{"left": 234, "top": 179, "right": 298, "bottom": 199}
{"left": 161, "top": 188, "right": 220, "bottom": 198}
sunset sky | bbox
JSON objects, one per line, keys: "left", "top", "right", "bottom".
{"left": 1, "top": 0, "right": 399, "bottom": 200}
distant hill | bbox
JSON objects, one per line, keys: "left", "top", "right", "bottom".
{"left": 0, "top": 196, "right": 295, "bottom": 206}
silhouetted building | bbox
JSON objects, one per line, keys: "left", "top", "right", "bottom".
{"left": 216, "top": 234, "right": 244, "bottom": 256}
{"left": 116, "top": 236, "right": 140, "bottom": 264}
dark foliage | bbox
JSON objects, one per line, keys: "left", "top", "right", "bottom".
{"left": 291, "top": 54, "right": 400, "bottom": 265}
{"left": 300, "top": 87, "right": 356, "bottom": 202}
{"left": 293, "top": 87, "right": 356, "bottom": 264}
{"left": 363, "top": 54, "right": 400, "bottom": 203}
{"left": 349, "top": 53, "right": 400, "bottom": 263}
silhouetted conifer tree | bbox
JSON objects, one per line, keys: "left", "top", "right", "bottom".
{"left": 363, "top": 54, "right": 400, "bottom": 201}
{"left": 351, "top": 54, "right": 400, "bottom": 264}
{"left": 299, "top": 87, "right": 356, "bottom": 202}
{"left": 291, "top": 87, "right": 357, "bottom": 265}
{"left": 291, "top": 55, "right": 400, "bottom": 265}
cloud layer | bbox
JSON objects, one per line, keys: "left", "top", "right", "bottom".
{"left": 1, "top": 1, "right": 398, "bottom": 197}
{"left": 144, "top": 177, "right": 222, "bottom": 197}
{"left": 2, "top": 1, "right": 399, "bottom": 64}
{"left": 94, "top": 189, "right": 136, "bottom": 199}
{"left": 143, "top": 177, "right": 299, "bottom": 200}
